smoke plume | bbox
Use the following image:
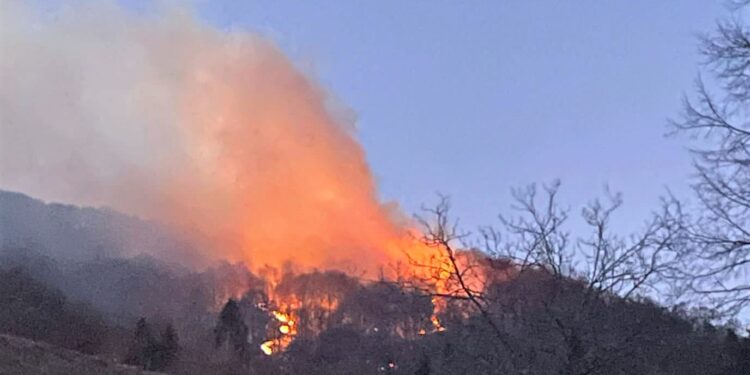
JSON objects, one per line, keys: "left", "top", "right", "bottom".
{"left": 0, "top": 2, "right": 414, "bottom": 274}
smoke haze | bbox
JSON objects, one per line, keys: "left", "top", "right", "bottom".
{"left": 0, "top": 2, "right": 413, "bottom": 273}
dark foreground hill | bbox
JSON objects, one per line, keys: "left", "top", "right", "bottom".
{"left": 1, "top": 188, "right": 750, "bottom": 374}
{"left": 0, "top": 334, "right": 162, "bottom": 375}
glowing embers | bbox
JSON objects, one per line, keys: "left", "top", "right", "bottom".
{"left": 249, "top": 261, "right": 487, "bottom": 356}
{"left": 378, "top": 361, "right": 397, "bottom": 372}
{"left": 259, "top": 340, "right": 274, "bottom": 356}
{"left": 273, "top": 310, "right": 297, "bottom": 338}
{"left": 418, "top": 311, "right": 446, "bottom": 336}
{"left": 259, "top": 308, "right": 298, "bottom": 356}
{"left": 430, "top": 314, "right": 446, "bottom": 332}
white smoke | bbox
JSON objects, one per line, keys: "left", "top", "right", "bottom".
{"left": 0, "top": 1, "right": 412, "bottom": 274}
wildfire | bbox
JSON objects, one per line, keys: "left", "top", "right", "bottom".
{"left": 259, "top": 311, "right": 297, "bottom": 355}
{"left": 272, "top": 310, "right": 293, "bottom": 324}
{"left": 249, "top": 248, "right": 494, "bottom": 356}
{"left": 259, "top": 302, "right": 301, "bottom": 356}
{"left": 3, "top": 0, "right": 512, "bottom": 362}
{"left": 272, "top": 309, "right": 297, "bottom": 345}
{"left": 4, "top": 0, "right": 489, "bottom": 357}
{"left": 240, "top": 238, "right": 507, "bottom": 356}
{"left": 431, "top": 314, "right": 446, "bottom": 332}
{"left": 259, "top": 341, "right": 274, "bottom": 356}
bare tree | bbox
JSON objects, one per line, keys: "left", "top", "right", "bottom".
{"left": 578, "top": 192, "right": 685, "bottom": 301}
{"left": 477, "top": 181, "right": 682, "bottom": 301}
{"left": 413, "top": 182, "right": 686, "bottom": 374}
{"left": 493, "top": 182, "right": 687, "bottom": 373}
{"left": 481, "top": 181, "right": 571, "bottom": 278}
{"left": 214, "top": 299, "right": 250, "bottom": 365}
{"left": 669, "top": 4, "right": 750, "bottom": 317}
{"left": 413, "top": 196, "right": 520, "bottom": 368}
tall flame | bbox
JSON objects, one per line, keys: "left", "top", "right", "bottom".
{"left": 0, "top": 2, "right": 426, "bottom": 275}
{"left": 171, "top": 38, "right": 420, "bottom": 274}
{"left": 0, "top": 2, "right": 489, "bottom": 357}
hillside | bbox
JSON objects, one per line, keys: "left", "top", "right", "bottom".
{"left": 0, "top": 190, "right": 203, "bottom": 266}
{"left": 0, "top": 334, "right": 161, "bottom": 375}
{"left": 1, "top": 189, "right": 749, "bottom": 374}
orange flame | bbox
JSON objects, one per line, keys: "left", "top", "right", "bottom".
{"left": 0, "top": 2, "right": 503, "bottom": 358}
{"left": 166, "top": 35, "right": 437, "bottom": 278}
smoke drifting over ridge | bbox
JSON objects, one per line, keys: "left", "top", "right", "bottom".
{"left": 0, "top": 2, "right": 414, "bottom": 273}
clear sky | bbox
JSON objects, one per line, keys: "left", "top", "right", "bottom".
{"left": 145, "top": 1, "right": 727, "bottom": 232}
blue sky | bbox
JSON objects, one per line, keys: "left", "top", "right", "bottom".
{"left": 146, "top": 1, "right": 726, "bottom": 232}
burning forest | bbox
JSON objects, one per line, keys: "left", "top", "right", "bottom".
{"left": 1, "top": 1, "right": 750, "bottom": 374}
{"left": 0, "top": 0, "right": 505, "bottom": 363}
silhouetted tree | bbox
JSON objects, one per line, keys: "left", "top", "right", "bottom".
{"left": 124, "top": 318, "right": 158, "bottom": 370}
{"left": 214, "top": 299, "right": 249, "bottom": 363}
{"left": 154, "top": 323, "right": 180, "bottom": 370}
{"left": 124, "top": 318, "right": 181, "bottom": 371}
{"left": 665, "top": 1, "right": 750, "bottom": 319}
{"left": 412, "top": 183, "right": 694, "bottom": 374}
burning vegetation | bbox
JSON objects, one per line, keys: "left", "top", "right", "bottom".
{"left": 1, "top": 1, "right": 495, "bottom": 360}
{"left": 2, "top": 1, "right": 750, "bottom": 374}
{"left": 216, "top": 252, "right": 486, "bottom": 357}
